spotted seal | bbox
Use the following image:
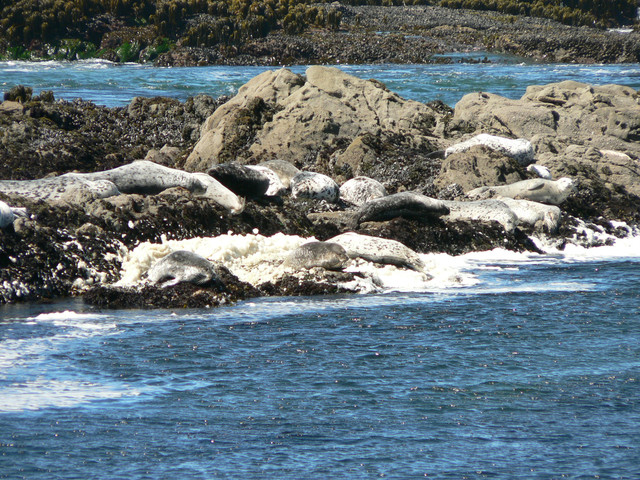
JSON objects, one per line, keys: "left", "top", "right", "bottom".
{"left": 467, "top": 177, "right": 575, "bottom": 205}
{"left": 339, "top": 177, "right": 387, "bottom": 206}
{"left": 147, "top": 250, "right": 222, "bottom": 288}
{"left": 283, "top": 241, "right": 349, "bottom": 271}
{"left": 329, "top": 232, "right": 425, "bottom": 272}
{"left": 291, "top": 172, "right": 340, "bottom": 202}
{"left": 246, "top": 165, "right": 287, "bottom": 197}
{"left": 495, "top": 197, "right": 562, "bottom": 233}
{"left": 0, "top": 160, "right": 244, "bottom": 212}
{"left": 356, "top": 191, "right": 449, "bottom": 225}
{"left": 445, "top": 134, "right": 535, "bottom": 166}
{"left": 258, "top": 159, "right": 300, "bottom": 189}
{"left": 442, "top": 199, "right": 519, "bottom": 233}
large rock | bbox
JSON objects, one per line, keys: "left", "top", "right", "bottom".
{"left": 185, "top": 66, "right": 445, "bottom": 173}
{"left": 450, "top": 81, "right": 640, "bottom": 222}
{"left": 452, "top": 81, "right": 640, "bottom": 156}
{"left": 433, "top": 145, "right": 527, "bottom": 194}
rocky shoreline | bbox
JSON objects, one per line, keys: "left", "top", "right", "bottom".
{"left": 1, "top": 67, "right": 639, "bottom": 308}
{"left": 3, "top": 5, "right": 640, "bottom": 66}
{"left": 125, "top": 5, "right": 640, "bottom": 66}
{"left": 154, "top": 6, "right": 640, "bottom": 66}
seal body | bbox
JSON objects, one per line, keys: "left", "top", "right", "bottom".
{"left": 291, "top": 172, "right": 340, "bottom": 202}
{"left": 259, "top": 159, "right": 300, "bottom": 188}
{"left": 527, "top": 164, "right": 552, "bottom": 179}
{"left": 0, "top": 160, "right": 244, "bottom": 213}
{"left": 446, "top": 134, "right": 535, "bottom": 166}
{"left": 357, "top": 191, "right": 449, "bottom": 225}
{"left": 208, "top": 163, "right": 270, "bottom": 198}
{"left": 147, "top": 250, "right": 221, "bottom": 288}
{"left": 497, "top": 197, "right": 562, "bottom": 232}
{"left": 329, "top": 232, "right": 425, "bottom": 272}
{"left": 246, "top": 165, "right": 287, "bottom": 196}
{"left": 0, "top": 201, "right": 14, "bottom": 228}
{"left": 283, "top": 241, "right": 349, "bottom": 270}
{"left": 467, "top": 177, "right": 575, "bottom": 205}
{"left": 340, "top": 177, "right": 387, "bottom": 206}
{"left": 443, "top": 199, "right": 518, "bottom": 232}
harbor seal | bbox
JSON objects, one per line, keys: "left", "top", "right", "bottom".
{"left": 258, "top": 159, "right": 300, "bottom": 189}
{"left": 246, "top": 165, "right": 287, "bottom": 197}
{"left": 147, "top": 250, "right": 222, "bottom": 288}
{"left": 208, "top": 163, "right": 270, "bottom": 198}
{"left": 495, "top": 197, "right": 562, "bottom": 233}
{"left": 445, "top": 134, "right": 535, "bottom": 166}
{"left": 526, "top": 164, "right": 552, "bottom": 179}
{"left": 0, "top": 160, "right": 245, "bottom": 213}
{"left": 466, "top": 177, "right": 575, "bottom": 205}
{"left": 442, "top": 199, "right": 518, "bottom": 233}
{"left": 329, "top": 232, "right": 425, "bottom": 272}
{"left": 283, "top": 241, "right": 349, "bottom": 271}
{"left": 339, "top": 176, "right": 387, "bottom": 206}
{"left": 356, "top": 191, "right": 449, "bottom": 225}
{"left": 0, "top": 201, "right": 15, "bottom": 228}
{"left": 291, "top": 172, "right": 340, "bottom": 202}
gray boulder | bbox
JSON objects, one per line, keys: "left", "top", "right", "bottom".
{"left": 185, "top": 66, "right": 445, "bottom": 173}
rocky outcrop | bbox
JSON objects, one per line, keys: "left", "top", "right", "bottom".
{"left": 3, "top": 73, "right": 640, "bottom": 308}
{"left": 442, "top": 81, "right": 640, "bottom": 223}
{"left": 185, "top": 66, "right": 446, "bottom": 178}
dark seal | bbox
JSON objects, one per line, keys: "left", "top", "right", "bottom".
{"left": 208, "top": 163, "right": 271, "bottom": 198}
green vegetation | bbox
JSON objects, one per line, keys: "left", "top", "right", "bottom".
{"left": 0, "top": 0, "right": 342, "bottom": 61}
{"left": 0, "top": 0, "right": 636, "bottom": 62}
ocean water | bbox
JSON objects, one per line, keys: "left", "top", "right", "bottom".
{"left": 1, "top": 244, "right": 640, "bottom": 479}
{"left": 1, "top": 58, "right": 640, "bottom": 478}
{"left": 2, "top": 55, "right": 640, "bottom": 106}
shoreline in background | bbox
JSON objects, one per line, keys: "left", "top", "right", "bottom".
{"left": 2, "top": 5, "right": 640, "bottom": 66}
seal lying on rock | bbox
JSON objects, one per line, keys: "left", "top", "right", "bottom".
{"left": 258, "top": 159, "right": 300, "bottom": 189}
{"left": 246, "top": 165, "right": 287, "bottom": 197}
{"left": 445, "top": 134, "right": 535, "bottom": 166}
{"left": 356, "top": 191, "right": 449, "bottom": 225}
{"left": 0, "top": 201, "right": 16, "bottom": 228}
{"left": 283, "top": 241, "right": 349, "bottom": 271}
{"left": 340, "top": 176, "right": 387, "bottom": 206}
{"left": 0, "top": 201, "right": 27, "bottom": 229}
{"left": 527, "top": 164, "right": 552, "bottom": 179}
{"left": 467, "top": 177, "right": 575, "bottom": 205}
{"left": 329, "top": 232, "right": 425, "bottom": 272}
{"left": 497, "top": 197, "right": 562, "bottom": 233}
{"left": 442, "top": 199, "right": 519, "bottom": 233}
{"left": 147, "top": 250, "right": 222, "bottom": 288}
{"left": 208, "top": 163, "right": 270, "bottom": 198}
{"left": 0, "top": 160, "right": 244, "bottom": 213}
{"left": 0, "top": 175, "right": 120, "bottom": 203}
{"left": 291, "top": 172, "right": 340, "bottom": 202}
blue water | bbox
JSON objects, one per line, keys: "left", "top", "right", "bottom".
{"left": 2, "top": 56, "right": 640, "bottom": 107}
{"left": 1, "top": 57, "right": 640, "bottom": 478}
{"left": 1, "top": 256, "right": 639, "bottom": 479}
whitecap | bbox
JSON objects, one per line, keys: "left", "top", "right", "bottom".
{"left": 0, "top": 378, "right": 140, "bottom": 413}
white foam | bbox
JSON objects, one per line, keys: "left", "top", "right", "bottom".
{"left": 117, "top": 232, "right": 312, "bottom": 286}
{"left": 0, "top": 378, "right": 139, "bottom": 413}
{"left": 114, "top": 228, "right": 640, "bottom": 296}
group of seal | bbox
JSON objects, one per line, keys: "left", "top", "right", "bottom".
{"left": 0, "top": 160, "right": 245, "bottom": 213}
